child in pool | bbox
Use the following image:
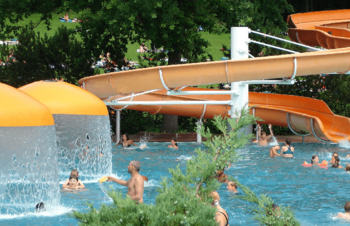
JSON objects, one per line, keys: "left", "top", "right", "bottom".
{"left": 337, "top": 201, "right": 350, "bottom": 220}
{"left": 62, "top": 169, "right": 85, "bottom": 190}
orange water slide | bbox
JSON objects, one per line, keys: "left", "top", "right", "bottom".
{"left": 79, "top": 9, "right": 350, "bottom": 142}
{"left": 106, "top": 88, "right": 350, "bottom": 143}
{"left": 288, "top": 9, "right": 350, "bottom": 48}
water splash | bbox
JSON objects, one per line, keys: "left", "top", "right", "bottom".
{"left": 0, "top": 126, "right": 60, "bottom": 215}
{"left": 268, "top": 136, "right": 279, "bottom": 146}
{"left": 54, "top": 115, "right": 112, "bottom": 180}
{"left": 338, "top": 139, "right": 350, "bottom": 148}
{"left": 139, "top": 134, "right": 150, "bottom": 149}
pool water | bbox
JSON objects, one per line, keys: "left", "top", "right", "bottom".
{"left": 1, "top": 142, "right": 350, "bottom": 225}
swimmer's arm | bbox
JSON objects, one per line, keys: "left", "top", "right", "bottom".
{"left": 257, "top": 124, "right": 261, "bottom": 138}
{"left": 114, "top": 141, "right": 121, "bottom": 147}
{"left": 78, "top": 180, "right": 85, "bottom": 189}
{"left": 267, "top": 124, "right": 274, "bottom": 139}
{"left": 130, "top": 140, "right": 137, "bottom": 147}
{"left": 273, "top": 149, "right": 280, "bottom": 156}
{"left": 107, "top": 176, "right": 128, "bottom": 186}
{"left": 62, "top": 179, "right": 70, "bottom": 189}
{"left": 130, "top": 176, "right": 144, "bottom": 202}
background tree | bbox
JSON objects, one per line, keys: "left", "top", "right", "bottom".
{"left": 0, "top": 25, "right": 94, "bottom": 87}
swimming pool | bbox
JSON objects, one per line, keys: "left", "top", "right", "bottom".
{"left": 1, "top": 142, "right": 350, "bottom": 225}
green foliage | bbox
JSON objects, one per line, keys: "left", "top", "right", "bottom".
{"left": 0, "top": 24, "right": 94, "bottom": 87}
{"left": 232, "top": 179, "right": 300, "bottom": 226}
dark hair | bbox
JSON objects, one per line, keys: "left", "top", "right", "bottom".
{"left": 285, "top": 138, "right": 292, "bottom": 145}
{"left": 36, "top": 202, "right": 45, "bottom": 212}
{"left": 311, "top": 155, "right": 318, "bottom": 164}
{"left": 123, "top": 134, "right": 130, "bottom": 141}
{"left": 261, "top": 131, "right": 266, "bottom": 135}
{"left": 332, "top": 156, "right": 340, "bottom": 168}
{"left": 173, "top": 139, "right": 178, "bottom": 147}
{"left": 345, "top": 201, "right": 350, "bottom": 213}
{"left": 69, "top": 174, "right": 78, "bottom": 180}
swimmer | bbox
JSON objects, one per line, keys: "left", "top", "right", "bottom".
{"left": 331, "top": 156, "right": 343, "bottom": 169}
{"left": 257, "top": 124, "right": 274, "bottom": 146}
{"left": 62, "top": 174, "right": 83, "bottom": 190}
{"left": 216, "top": 169, "right": 228, "bottom": 183}
{"left": 346, "top": 163, "right": 350, "bottom": 172}
{"left": 35, "top": 202, "right": 45, "bottom": 212}
{"left": 311, "top": 155, "right": 319, "bottom": 165}
{"left": 269, "top": 145, "right": 281, "bottom": 158}
{"left": 227, "top": 181, "right": 238, "bottom": 193}
{"left": 210, "top": 191, "right": 229, "bottom": 226}
{"left": 62, "top": 169, "right": 85, "bottom": 190}
{"left": 107, "top": 161, "right": 144, "bottom": 203}
{"left": 114, "top": 134, "right": 137, "bottom": 148}
{"left": 168, "top": 139, "right": 179, "bottom": 149}
{"left": 280, "top": 138, "right": 294, "bottom": 158}
{"left": 337, "top": 201, "right": 350, "bottom": 220}
{"left": 329, "top": 152, "right": 339, "bottom": 165}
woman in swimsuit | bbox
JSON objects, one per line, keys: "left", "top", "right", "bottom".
{"left": 114, "top": 134, "right": 137, "bottom": 148}
{"left": 280, "top": 138, "right": 294, "bottom": 158}
{"left": 167, "top": 139, "right": 179, "bottom": 149}
{"left": 331, "top": 156, "right": 343, "bottom": 169}
{"left": 210, "top": 191, "right": 229, "bottom": 226}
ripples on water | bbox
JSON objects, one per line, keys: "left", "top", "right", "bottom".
{"left": 2, "top": 142, "right": 350, "bottom": 225}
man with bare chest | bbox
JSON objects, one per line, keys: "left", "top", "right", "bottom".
{"left": 107, "top": 160, "right": 144, "bottom": 203}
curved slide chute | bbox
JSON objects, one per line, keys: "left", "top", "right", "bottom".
{"left": 106, "top": 88, "right": 350, "bottom": 143}
{"left": 79, "top": 9, "right": 350, "bottom": 143}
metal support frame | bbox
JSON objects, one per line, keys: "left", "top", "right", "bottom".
{"left": 249, "top": 39, "right": 299, "bottom": 54}
{"left": 159, "top": 68, "right": 170, "bottom": 90}
{"left": 116, "top": 110, "right": 121, "bottom": 144}
{"left": 250, "top": 30, "right": 321, "bottom": 52}
{"left": 115, "top": 89, "right": 161, "bottom": 101}
{"left": 196, "top": 105, "right": 207, "bottom": 143}
{"left": 310, "top": 118, "right": 330, "bottom": 144}
{"left": 167, "top": 90, "right": 238, "bottom": 95}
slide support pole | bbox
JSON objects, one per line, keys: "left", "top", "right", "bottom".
{"left": 230, "top": 27, "right": 252, "bottom": 137}
{"left": 116, "top": 110, "right": 121, "bottom": 144}
{"left": 197, "top": 119, "right": 202, "bottom": 143}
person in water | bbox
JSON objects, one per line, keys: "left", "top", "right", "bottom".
{"left": 257, "top": 124, "right": 274, "bottom": 146}
{"left": 114, "top": 134, "right": 137, "bottom": 148}
{"left": 107, "top": 161, "right": 144, "bottom": 203}
{"left": 280, "top": 138, "right": 294, "bottom": 158}
{"left": 331, "top": 156, "right": 343, "bottom": 169}
{"left": 62, "top": 169, "right": 85, "bottom": 190}
{"left": 35, "top": 202, "right": 46, "bottom": 212}
{"left": 337, "top": 201, "right": 350, "bottom": 220}
{"left": 330, "top": 152, "right": 339, "bottom": 165}
{"left": 168, "top": 139, "right": 179, "bottom": 149}
{"left": 210, "top": 191, "right": 229, "bottom": 226}
{"left": 346, "top": 163, "right": 350, "bottom": 172}
{"left": 227, "top": 181, "right": 238, "bottom": 193}
{"left": 216, "top": 169, "right": 228, "bottom": 183}
{"left": 269, "top": 145, "right": 281, "bottom": 158}
{"left": 311, "top": 155, "right": 319, "bottom": 165}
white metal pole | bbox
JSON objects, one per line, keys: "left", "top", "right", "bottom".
{"left": 197, "top": 119, "right": 202, "bottom": 143}
{"left": 230, "top": 27, "right": 252, "bottom": 136}
{"left": 116, "top": 110, "right": 121, "bottom": 144}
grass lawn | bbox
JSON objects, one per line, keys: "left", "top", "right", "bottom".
{"left": 10, "top": 13, "right": 231, "bottom": 62}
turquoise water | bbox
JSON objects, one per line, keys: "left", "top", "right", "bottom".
{"left": 1, "top": 142, "right": 350, "bottom": 225}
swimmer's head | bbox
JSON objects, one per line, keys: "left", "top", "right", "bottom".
{"left": 261, "top": 131, "right": 266, "bottom": 138}
{"left": 333, "top": 152, "right": 339, "bottom": 157}
{"left": 311, "top": 155, "right": 319, "bottom": 164}
{"left": 346, "top": 163, "right": 350, "bottom": 172}
{"left": 128, "top": 160, "right": 141, "bottom": 173}
{"left": 209, "top": 191, "right": 220, "bottom": 206}
{"left": 227, "top": 181, "right": 237, "bottom": 191}
{"left": 171, "top": 139, "right": 178, "bottom": 146}
{"left": 35, "top": 202, "right": 45, "bottom": 212}
{"left": 285, "top": 138, "right": 292, "bottom": 146}
{"left": 122, "top": 134, "right": 130, "bottom": 141}
{"left": 345, "top": 201, "right": 350, "bottom": 213}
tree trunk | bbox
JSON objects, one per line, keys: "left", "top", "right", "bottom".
{"left": 161, "top": 51, "right": 182, "bottom": 133}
